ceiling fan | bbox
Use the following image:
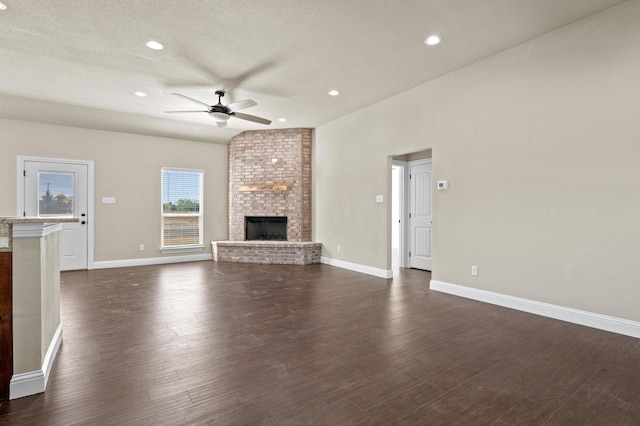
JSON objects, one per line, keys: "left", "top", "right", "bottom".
{"left": 166, "top": 90, "right": 271, "bottom": 127}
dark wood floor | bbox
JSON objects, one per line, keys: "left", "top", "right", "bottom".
{"left": 1, "top": 261, "right": 639, "bottom": 425}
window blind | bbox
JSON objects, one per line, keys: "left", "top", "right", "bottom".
{"left": 161, "top": 169, "right": 203, "bottom": 247}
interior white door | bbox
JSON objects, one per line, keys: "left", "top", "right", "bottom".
{"left": 409, "top": 160, "right": 432, "bottom": 271}
{"left": 23, "top": 160, "right": 88, "bottom": 271}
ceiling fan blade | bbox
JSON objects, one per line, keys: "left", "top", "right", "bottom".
{"left": 165, "top": 110, "right": 209, "bottom": 113}
{"left": 226, "top": 99, "right": 257, "bottom": 111}
{"left": 232, "top": 112, "right": 271, "bottom": 125}
{"left": 172, "top": 93, "right": 211, "bottom": 108}
{"left": 216, "top": 121, "right": 227, "bottom": 128}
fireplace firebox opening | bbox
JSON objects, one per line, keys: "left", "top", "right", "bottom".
{"left": 245, "top": 216, "right": 287, "bottom": 241}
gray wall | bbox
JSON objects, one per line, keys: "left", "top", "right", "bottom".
{"left": 313, "top": 1, "right": 640, "bottom": 322}
{"left": 0, "top": 119, "right": 229, "bottom": 263}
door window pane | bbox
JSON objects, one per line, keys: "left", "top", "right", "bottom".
{"left": 38, "top": 172, "right": 74, "bottom": 216}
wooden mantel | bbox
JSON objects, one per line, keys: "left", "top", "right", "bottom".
{"left": 238, "top": 183, "right": 290, "bottom": 191}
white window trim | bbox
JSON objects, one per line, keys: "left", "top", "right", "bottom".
{"left": 160, "top": 244, "right": 204, "bottom": 254}
{"left": 161, "top": 167, "right": 204, "bottom": 252}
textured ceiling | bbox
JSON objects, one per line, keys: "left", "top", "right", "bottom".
{"left": 0, "top": 0, "right": 628, "bottom": 144}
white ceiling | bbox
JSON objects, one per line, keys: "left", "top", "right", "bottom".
{"left": 0, "top": 0, "right": 627, "bottom": 144}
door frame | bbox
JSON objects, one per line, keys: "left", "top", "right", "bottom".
{"left": 16, "top": 156, "right": 95, "bottom": 270}
{"left": 392, "top": 160, "right": 409, "bottom": 269}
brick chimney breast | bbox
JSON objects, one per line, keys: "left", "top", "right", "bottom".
{"left": 228, "top": 128, "right": 312, "bottom": 242}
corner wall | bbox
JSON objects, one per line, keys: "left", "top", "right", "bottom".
{"left": 313, "top": 1, "right": 640, "bottom": 322}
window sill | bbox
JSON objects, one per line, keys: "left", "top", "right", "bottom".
{"left": 161, "top": 245, "right": 204, "bottom": 255}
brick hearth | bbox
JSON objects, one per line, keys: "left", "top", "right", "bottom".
{"left": 212, "top": 241, "right": 321, "bottom": 265}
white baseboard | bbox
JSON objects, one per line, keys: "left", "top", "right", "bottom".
{"left": 10, "top": 324, "right": 63, "bottom": 399}
{"left": 43, "top": 324, "right": 63, "bottom": 388}
{"left": 430, "top": 280, "right": 640, "bottom": 339}
{"left": 9, "top": 371, "right": 44, "bottom": 400}
{"left": 93, "top": 253, "right": 212, "bottom": 269}
{"left": 321, "top": 256, "right": 393, "bottom": 279}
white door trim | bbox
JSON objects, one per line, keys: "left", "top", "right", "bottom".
{"left": 392, "top": 160, "right": 409, "bottom": 268}
{"left": 17, "top": 156, "right": 95, "bottom": 270}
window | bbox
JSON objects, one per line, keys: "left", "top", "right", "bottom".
{"left": 161, "top": 168, "right": 203, "bottom": 252}
{"left": 38, "top": 171, "right": 75, "bottom": 216}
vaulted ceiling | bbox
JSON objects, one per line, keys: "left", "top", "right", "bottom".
{"left": 0, "top": 0, "right": 627, "bottom": 144}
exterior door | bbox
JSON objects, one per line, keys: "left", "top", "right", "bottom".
{"left": 23, "top": 160, "right": 89, "bottom": 271}
{"left": 409, "top": 160, "right": 432, "bottom": 270}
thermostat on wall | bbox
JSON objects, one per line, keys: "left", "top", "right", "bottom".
{"left": 437, "top": 180, "right": 448, "bottom": 190}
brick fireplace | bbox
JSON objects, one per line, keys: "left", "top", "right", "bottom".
{"left": 212, "top": 128, "right": 321, "bottom": 265}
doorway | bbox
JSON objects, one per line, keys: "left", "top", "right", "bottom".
{"left": 18, "top": 156, "right": 94, "bottom": 270}
{"left": 391, "top": 163, "right": 406, "bottom": 270}
{"left": 391, "top": 150, "right": 432, "bottom": 273}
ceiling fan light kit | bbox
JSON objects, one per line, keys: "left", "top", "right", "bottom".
{"left": 210, "top": 112, "right": 229, "bottom": 122}
{"left": 166, "top": 90, "right": 271, "bottom": 127}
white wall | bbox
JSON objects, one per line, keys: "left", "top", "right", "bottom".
{"left": 0, "top": 119, "right": 228, "bottom": 263}
{"left": 314, "top": 1, "right": 640, "bottom": 322}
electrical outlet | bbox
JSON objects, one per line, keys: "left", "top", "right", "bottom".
{"left": 337, "top": 245, "right": 341, "bottom": 252}
{"left": 139, "top": 244, "right": 145, "bottom": 251}
{"left": 471, "top": 265, "right": 478, "bottom": 276}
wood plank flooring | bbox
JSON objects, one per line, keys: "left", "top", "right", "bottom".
{"left": 1, "top": 261, "right": 639, "bottom": 425}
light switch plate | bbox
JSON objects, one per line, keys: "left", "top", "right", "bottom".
{"left": 102, "top": 197, "right": 116, "bottom": 204}
{"left": 376, "top": 195, "right": 384, "bottom": 203}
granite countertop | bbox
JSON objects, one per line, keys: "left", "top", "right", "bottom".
{"left": 0, "top": 217, "right": 80, "bottom": 224}
{"left": 1, "top": 217, "right": 79, "bottom": 251}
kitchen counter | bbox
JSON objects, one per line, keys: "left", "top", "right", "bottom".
{"left": 0, "top": 217, "right": 78, "bottom": 252}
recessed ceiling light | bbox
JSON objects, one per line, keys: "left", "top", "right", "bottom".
{"left": 278, "top": 118, "right": 286, "bottom": 122}
{"left": 424, "top": 35, "right": 441, "bottom": 46}
{"left": 0, "top": 2, "right": 7, "bottom": 11}
{"left": 328, "top": 90, "right": 340, "bottom": 96}
{"left": 145, "top": 40, "right": 164, "bottom": 50}
{"left": 134, "top": 91, "right": 147, "bottom": 97}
